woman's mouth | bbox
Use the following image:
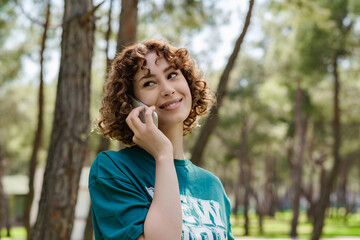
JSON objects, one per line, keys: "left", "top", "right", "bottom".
{"left": 159, "top": 98, "right": 183, "bottom": 110}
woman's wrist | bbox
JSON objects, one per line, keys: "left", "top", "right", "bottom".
{"left": 155, "top": 152, "right": 174, "bottom": 164}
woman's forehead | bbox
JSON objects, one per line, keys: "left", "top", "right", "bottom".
{"left": 133, "top": 54, "right": 171, "bottom": 83}
{"left": 140, "top": 53, "right": 168, "bottom": 72}
{"left": 145, "top": 52, "right": 166, "bottom": 66}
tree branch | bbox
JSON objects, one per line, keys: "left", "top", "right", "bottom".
{"left": 81, "top": 1, "right": 105, "bottom": 24}
{"left": 62, "top": 1, "right": 105, "bottom": 26}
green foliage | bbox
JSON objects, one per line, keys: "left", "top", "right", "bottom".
{"left": 0, "top": 0, "right": 26, "bottom": 85}
{"left": 0, "top": 83, "right": 36, "bottom": 174}
{"left": 137, "top": 0, "right": 227, "bottom": 45}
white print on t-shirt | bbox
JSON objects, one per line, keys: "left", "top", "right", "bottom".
{"left": 180, "top": 195, "right": 227, "bottom": 240}
{"left": 145, "top": 187, "right": 227, "bottom": 240}
{"left": 146, "top": 186, "right": 154, "bottom": 198}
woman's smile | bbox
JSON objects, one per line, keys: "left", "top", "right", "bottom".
{"left": 159, "top": 98, "right": 183, "bottom": 110}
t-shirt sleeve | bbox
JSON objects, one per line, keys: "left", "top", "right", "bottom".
{"left": 89, "top": 155, "right": 150, "bottom": 240}
{"left": 226, "top": 197, "right": 235, "bottom": 240}
{"left": 218, "top": 176, "right": 235, "bottom": 240}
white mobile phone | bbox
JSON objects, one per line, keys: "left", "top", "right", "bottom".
{"left": 132, "top": 98, "right": 158, "bottom": 127}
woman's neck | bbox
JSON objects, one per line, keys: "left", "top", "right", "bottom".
{"left": 159, "top": 123, "right": 185, "bottom": 160}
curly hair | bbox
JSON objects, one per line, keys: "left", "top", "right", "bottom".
{"left": 97, "top": 39, "right": 214, "bottom": 145}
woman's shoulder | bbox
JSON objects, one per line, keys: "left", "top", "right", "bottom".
{"left": 188, "top": 162, "right": 221, "bottom": 178}
{"left": 89, "top": 145, "right": 154, "bottom": 183}
{"left": 181, "top": 163, "right": 230, "bottom": 208}
{"left": 186, "top": 162, "right": 223, "bottom": 186}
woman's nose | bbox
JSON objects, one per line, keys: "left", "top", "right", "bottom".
{"left": 160, "top": 81, "right": 175, "bottom": 97}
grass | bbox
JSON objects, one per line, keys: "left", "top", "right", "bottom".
{"left": 231, "top": 210, "right": 360, "bottom": 238}
{"left": 0, "top": 227, "right": 26, "bottom": 238}
{"left": 1, "top": 210, "right": 360, "bottom": 238}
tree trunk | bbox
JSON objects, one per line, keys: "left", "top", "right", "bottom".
{"left": 256, "top": 201, "right": 264, "bottom": 235}
{"left": 337, "top": 165, "right": 346, "bottom": 217}
{"left": 83, "top": 0, "right": 137, "bottom": 238}
{"left": 104, "top": 0, "right": 114, "bottom": 74}
{"left": 24, "top": 2, "right": 51, "bottom": 239}
{"left": 215, "top": 116, "right": 253, "bottom": 234}
{"left": 290, "top": 83, "right": 307, "bottom": 237}
{"left": 0, "top": 136, "right": 10, "bottom": 238}
{"left": 265, "top": 152, "right": 277, "bottom": 217}
{"left": 83, "top": 207, "right": 93, "bottom": 240}
{"left": 4, "top": 197, "right": 10, "bottom": 237}
{"left": 116, "top": 0, "right": 138, "bottom": 53}
{"left": 338, "top": 155, "right": 352, "bottom": 220}
{"left": 0, "top": 135, "right": 6, "bottom": 238}
{"left": 30, "top": 0, "right": 95, "bottom": 239}
{"left": 83, "top": 0, "right": 113, "bottom": 238}
{"left": 304, "top": 149, "right": 316, "bottom": 223}
{"left": 233, "top": 182, "right": 241, "bottom": 215}
{"left": 191, "top": 0, "right": 255, "bottom": 166}
{"left": 339, "top": 151, "right": 358, "bottom": 220}
{"left": 238, "top": 116, "right": 251, "bottom": 236}
{"left": 243, "top": 188, "right": 250, "bottom": 236}
{"left": 311, "top": 54, "right": 342, "bottom": 240}
{"left": 233, "top": 157, "right": 242, "bottom": 216}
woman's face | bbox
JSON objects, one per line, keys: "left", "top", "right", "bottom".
{"left": 133, "top": 52, "right": 192, "bottom": 129}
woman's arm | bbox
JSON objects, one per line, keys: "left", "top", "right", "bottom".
{"left": 127, "top": 107, "right": 182, "bottom": 240}
{"left": 137, "top": 154, "right": 182, "bottom": 240}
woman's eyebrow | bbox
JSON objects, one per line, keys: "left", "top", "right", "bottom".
{"left": 163, "top": 65, "right": 174, "bottom": 73}
{"left": 139, "top": 65, "right": 175, "bottom": 82}
{"left": 139, "top": 73, "right": 154, "bottom": 82}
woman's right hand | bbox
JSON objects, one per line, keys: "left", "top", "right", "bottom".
{"left": 126, "top": 106, "right": 173, "bottom": 161}
{"left": 127, "top": 106, "right": 182, "bottom": 240}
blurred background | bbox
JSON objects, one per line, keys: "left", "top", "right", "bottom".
{"left": 0, "top": 0, "right": 359, "bottom": 239}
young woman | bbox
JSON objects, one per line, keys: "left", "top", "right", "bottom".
{"left": 89, "top": 39, "right": 234, "bottom": 240}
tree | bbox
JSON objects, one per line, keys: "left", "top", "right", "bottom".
{"left": 265, "top": 1, "right": 335, "bottom": 236}
{"left": 30, "top": 0, "right": 96, "bottom": 238}
{"left": 191, "top": 0, "right": 255, "bottom": 166}
{"left": 263, "top": 2, "right": 317, "bottom": 235}
{"left": 216, "top": 113, "right": 254, "bottom": 235}
{"left": 116, "top": 0, "right": 138, "bottom": 53}
{"left": 265, "top": 0, "right": 360, "bottom": 238}
{"left": 23, "top": 1, "right": 51, "bottom": 238}
{"left": 83, "top": 0, "right": 138, "bottom": 239}
{"left": 289, "top": 83, "right": 308, "bottom": 237}
{"left": 213, "top": 52, "right": 278, "bottom": 235}
{"left": 0, "top": 135, "right": 7, "bottom": 238}
{"left": 310, "top": 1, "right": 358, "bottom": 238}
{"left": 0, "top": 142, "right": 11, "bottom": 237}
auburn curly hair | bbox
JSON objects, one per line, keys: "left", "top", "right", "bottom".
{"left": 97, "top": 39, "right": 214, "bottom": 145}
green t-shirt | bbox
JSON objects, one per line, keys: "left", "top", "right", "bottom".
{"left": 89, "top": 146, "right": 234, "bottom": 240}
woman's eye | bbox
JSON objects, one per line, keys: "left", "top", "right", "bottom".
{"left": 168, "top": 72, "right": 178, "bottom": 79}
{"left": 143, "top": 81, "right": 155, "bottom": 87}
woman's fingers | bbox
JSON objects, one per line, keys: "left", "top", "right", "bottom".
{"left": 126, "top": 106, "right": 145, "bottom": 133}
{"left": 126, "top": 105, "right": 159, "bottom": 146}
{"left": 144, "top": 106, "right": 157, "bottom": 127}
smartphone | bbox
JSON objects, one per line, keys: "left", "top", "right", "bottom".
{"left": 132, "top": 98, "right": 158, "bottom": 127}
